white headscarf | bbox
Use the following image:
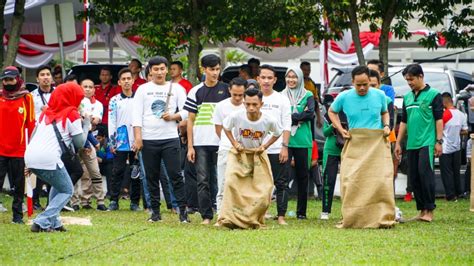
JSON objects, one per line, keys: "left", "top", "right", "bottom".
{"left": 282, "top": 67, "right": 307, "bottom": 110}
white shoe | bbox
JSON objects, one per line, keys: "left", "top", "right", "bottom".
{"left": 395, "top": 207, "right": 403, "bottom": 221}
{"left": 0, "top": 203, "right": 7, "bottom": 212}
{"left": 320, "top": 212, "right": 329, "bottom": 220}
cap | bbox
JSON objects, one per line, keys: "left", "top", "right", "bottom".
{"left": 1, "top": 66, "right": 20, "bottom": 79}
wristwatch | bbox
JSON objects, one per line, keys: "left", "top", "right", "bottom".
{"left": 383, "top": 124, "right": 390, "bottom": 128}
{"left": 436, "top": 139, "right": 444, "bottom": 145}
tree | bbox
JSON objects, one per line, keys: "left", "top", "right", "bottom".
{"left": 88, "top": 0, "right": 335, "bottom": 84}
{"left": 323, "top": 0, "right": 473, "bottom": 76}
{"left": 0, "top": 0, "right": 7, "bottom": 69}
{"left": 4, "top": 0, "right": 25, "bottom": 68}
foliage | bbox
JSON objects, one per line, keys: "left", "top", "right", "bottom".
{"left": 225, "top": 49, "right": 248, "bottom": 65}
{"left": 0, "top": 196, "right": 473, "bottom": 264}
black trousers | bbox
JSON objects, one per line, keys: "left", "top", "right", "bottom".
{"left": 142, "top": 139, "right": 186, "bottom": 214}
{"left": 288, "top": 147, "right": 309, "bottom": 217}
{"left": 322, "top": 155, "right": 340, "bottom": 213}
{"left": 194, "top": 146, "right": 218, "bottom": 220}
{"left": 268, "top": 154, "right": 290, "bottom": 217}
{"left": 0, "top": 156, "right": 25, "bottom": 222}
{"left": 407, "top": 147, "right": 436, "bottom": 211}
{"left": 440, "top": 151, "right": 462, "bottom": 200}
{"left": 110, "top": 151, "right": 140, "bottom": 204}
{"left": 99, "top": 159, "right": 113, "bottom": 197}
{"left": 465, "top": 160, "right": 471, "bottom": 194}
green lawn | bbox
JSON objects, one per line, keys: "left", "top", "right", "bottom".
{"left": 0, "top": 195, "right": 473, "bottom": 265}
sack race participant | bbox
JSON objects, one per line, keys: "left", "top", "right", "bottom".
{"left": 328, "top": 66, "right": 395, "bottom": 229}
{"left": 217, "top": 88, "right": 281, "bottom": 229}
{"left": 339, "top": 129, "right": 396, "bottom": 228}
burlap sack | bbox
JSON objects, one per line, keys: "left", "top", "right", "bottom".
{"left": 470, "top": 135, "right": 474, "bottom": 212}
{"left": 217, "top": 148, "right": 273, "bottom": 229}
{"left": 338, "top": 129, "right": 396, "bottom": 229}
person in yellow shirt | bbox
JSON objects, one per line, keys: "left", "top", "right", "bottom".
{"left": 300, "top": 61, "right": 320, "bottom": 103}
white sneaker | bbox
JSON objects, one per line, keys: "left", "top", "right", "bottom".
{"left": 395, "top": 207, "right": 403, "bottom": 221}
{"left": 0, "top": 203, "right": 7, "bottom": 212}
{"left": 320, "top": 212, "right": 329, "bottom": 220}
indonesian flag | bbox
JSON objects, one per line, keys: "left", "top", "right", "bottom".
{"left": 25, "top": 128, "right": 33, "bottom": 217}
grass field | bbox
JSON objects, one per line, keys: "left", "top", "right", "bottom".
{"left": 0, "top": 196, "right": 473, "bottom": 265}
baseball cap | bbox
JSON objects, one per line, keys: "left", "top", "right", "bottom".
{"left": 0, "top": 66, "right": 20, "bottom": 79}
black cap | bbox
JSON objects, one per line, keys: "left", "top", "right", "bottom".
{"left": 0, "top": 66, "right": 20, "bottom": 79}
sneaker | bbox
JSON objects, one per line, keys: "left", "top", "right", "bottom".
{"left": 31, "top": 223, "right": 53, "bottom": 233}
{"left": 12, "top": 219, "right": 24, "bottom": 224}
{"left": 0, "top": 203, "right": 7, "bottom": 212}
{"left": 148, "top": 212, "right": 162, "bottom": 222}
{"left": 54, "top": 226, "right": 67, "bottom": 232}
{"left": 131, "top": 165, "right": 140, "bottom": 179}
{"left": 61, "top": 205, "right": 75, "bottom": 212}
{"left": 320, "top": 212, "right": 329, "bottom": 220}
{"left": 179, "top": 209, "right": 190, "bottom": 223}
{"left": 395, "top": 207, "right": 403, "bottom": 221}
{"left": 108, "top": 201, "right": 119, "bottom": 211}
{"left": 297, "top": 215, "right": 307, "bottom": 220}
{"left": 82, "top": 204, "right": 93, "bottom": 210}
{"left": 97, "top": 204, "right": 108, "bottom": 211}
{"left": 72, "top": 205, "right": 80, "bottom": 211}
{"left": 33, "top": 202, "right": 43, "bottom": 211}
{"left": 130, "top": 203, "right": 142, "bottom": 212}
{"left": 404, "top": 192, "right": 413, "bottom": 202}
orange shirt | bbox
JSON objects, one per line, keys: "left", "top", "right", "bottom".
{"left": 0, "top": 93, "right": 35, "bottom": 157}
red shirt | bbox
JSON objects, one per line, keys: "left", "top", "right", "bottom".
{"left": 94, "top": 83, "right": 119, "bottom": 125}
{"left": 178, "top": 78, "right": 193, "bottom": 94}
{"left": 0, "top": 93, "right": 36, "bottom": 157}
{"left": 132, "top": 77, "right": 147, "bottom": 92}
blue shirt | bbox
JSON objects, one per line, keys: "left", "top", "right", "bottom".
{"left": 331, "top": 88, "right": 387, "bottom": 130}
{"left": 380, "top": 84, "right": 395, "bottom": 102}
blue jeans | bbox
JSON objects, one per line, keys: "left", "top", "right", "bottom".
{"left": 31, "top": 165, "right": 73, "bottom": 229}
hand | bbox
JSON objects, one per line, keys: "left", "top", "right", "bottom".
{"left": 40, "top": 105, "right": 47, "bottom": 111}
{"left": 256, "top": 145, "right": 266, "bottom": 154}
{"left": 84, "top": 148, "right": 92, "bottom": 155}
{"left": 394, "top": 143, "right": 402, "bottom": 161}
{"left": 339, "top": 128, "right": 351, "bottom": 139}
{"left": 110, "top": 147, "right": 117, "bottom": 154}
{"left": 91, "top": 117, "right": 101, "bottom": 126}
{"left": 24, "top": 168, "right": 31, "bottom": 177}
{"left": 233, "top": 142, "right": 244, "bottom": 152}
{"left": 383, "top": 126, "right": 391, "bottom": 137}
{"left": 132, "top": 138, "right": 143, "bottom": 153}
{"left": 279, "top": 147, "right": 288, "bottom": 163}
{"left": 95, "top": 143, "right": 100, "bottom": 150}
{"left": 162, "top": 113, "right": 174, "bottom": 121}
{"left": 97, "top": 157, "right": 103, "bottom": 163}
{"left": 435, "top": 143, "right": 443, "bottom": 157}
{"left": 187, "top": 147, "right": 196, "bottom": 163}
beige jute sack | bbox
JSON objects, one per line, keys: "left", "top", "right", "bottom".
{"left": 338, "top": 129, "right": 396, "bottom": 229}
{"left": 217, "top": 148, "right": 273, "bottom": 229}
{"left": 470, "top": 135, "right": 474, "bottom": 212}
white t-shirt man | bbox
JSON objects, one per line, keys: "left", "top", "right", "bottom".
{"left": 80, "top": 97, "right": 104, "bottom": 122}
{"left": 108, "top": 92, "right": 135, "bottom": 151}
{"left": 31, "top": 88, "right": 53, "bottom": 121}
{"left": 442, "top": 107, "right": 468, "bottom": 154}
{"left": 132, "top": 81, "right": 188, "bottom": 140}
{"left": 212, "top": 98, "right": 245, "bottom": 151}
{"left": 261, "top": 91, "right": 292, "bottom": 154}
{"left": 25, "top": 118, "right": 83, "bottom": 170}
{"left": 223, "top": 110, "right": 282, "bottom": 149}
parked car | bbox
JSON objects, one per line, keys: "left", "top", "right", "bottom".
{"left": 221, "top": 65, "right": 288, "bottom": 92}
{"left": 67, "top": 63, "right": 128, "bottom": 85}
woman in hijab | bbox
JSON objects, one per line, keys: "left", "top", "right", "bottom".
{"left": 0, "top": 66, "right": 35, "bottom": 224}
{"left": 282, "top": 67, "right": 315, "bottom": 220}
{"left": 25, "top": 82, "right": 90, "bottom": 232}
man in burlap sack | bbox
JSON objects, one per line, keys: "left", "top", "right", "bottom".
{"left": 217, "top": 88, "right": 282, "bottom": 229}
{"left": 328, "top": 66, "right": 395, "bottom": 229}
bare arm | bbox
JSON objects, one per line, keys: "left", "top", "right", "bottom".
{"left": 328, "top": 107, "right": 350, "bottom": 138}
{"left": 187, "top": 112, "right": 196, "bottom": 149}
{"left": 132, "top": 126, "right": 143, "bottom": 152}
{"left": 215, "top": 124, "right": 223, "bottom": 139}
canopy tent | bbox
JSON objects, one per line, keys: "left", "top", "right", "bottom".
{"left": 4, "top": 0, "right": 447, "bottom": 68}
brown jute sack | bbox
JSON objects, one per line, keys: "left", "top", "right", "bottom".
{"left": 470, "top": 135, "right": 474, "bottom": 212}
{"left": 338, "top": 129, "right": 396, "bottom": 229}
{"left": 217, "top": 148, "right": 273, "bottom": 229}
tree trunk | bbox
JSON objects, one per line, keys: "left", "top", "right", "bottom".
{"left": 348, "top": 0, "right": 365, "bottom": 65}
{"left": 187, "top": 27, "right": 202, "bottom": 85}
{"left": 379, "top": 0, "right": 397, "bottom": 84}
{"left": 4, "top": 0, "right": 25, "bottom": 67}
{"left": 0, "top": 0, "right": 7, "bottom": 70}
